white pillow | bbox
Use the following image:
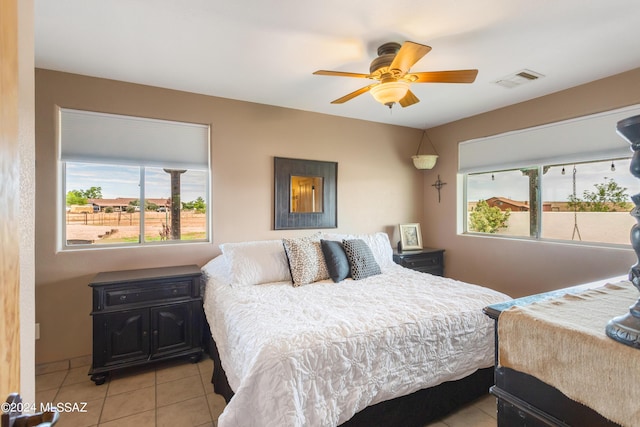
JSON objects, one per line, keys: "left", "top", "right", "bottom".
{"left": 201, "top": 255, "right": 230, "bottom": 282}
{"left": 219, "top": 240, "right": 292, "bottom": 286}
{"left": 322, "top": 232, "right": 394, "bottom": 268}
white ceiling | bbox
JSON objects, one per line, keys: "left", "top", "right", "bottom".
{"left": 34, "top": 0, "right": 640, "bottom": 129}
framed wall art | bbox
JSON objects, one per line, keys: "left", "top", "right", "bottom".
{"left": 274, "top": 157, "right": 337, "bottom": 230}
{"left": 399, "top": 223, "right": 423, "bottom": 250}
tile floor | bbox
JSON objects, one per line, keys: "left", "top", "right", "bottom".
{"left": 35, "top": 356, "right": 496, "bottom": 427}
{"left": 426, "top": 394, "right": 497, "bottom": 427}
{"left": 35, "top": 357, "right": 225, "bottom": 427}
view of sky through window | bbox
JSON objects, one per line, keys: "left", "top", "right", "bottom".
{"left": 467, "top": 158, "right": 636, "bottom": 202}
{"left": 66, "top": 163, "right": 207, "bottom": 202}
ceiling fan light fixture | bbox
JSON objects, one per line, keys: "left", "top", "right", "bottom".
{"left": 370, "top": 80, "right": 410, "bottom": 107}
{"left": 315, "top": 41, "right": 476, "bottom": 108}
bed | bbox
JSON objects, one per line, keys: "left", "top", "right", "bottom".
{"left": 201, "top": 232, "right": 510, "bottom": 426}
{"left": 484, "top": 278, "right": 634, "bottom": 426}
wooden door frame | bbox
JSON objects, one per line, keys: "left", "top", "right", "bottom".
{"left": 1, "top": 0, "right": 21, "bottom": 398}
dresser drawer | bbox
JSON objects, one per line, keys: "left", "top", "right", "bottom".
{"left": 91, "top": 265, "right": 202, "bottom": 313}
{"left": 105, "top": 280, "right": 192, "bottom": 307}
{"left": 399, "top": 254, "right": 441, "bottom": 269}
{"left": 393, "top": 248, "right": 445, "bottom": 277}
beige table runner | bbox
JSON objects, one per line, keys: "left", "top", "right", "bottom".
{"left": 498, "top": 281, "right": 640, "bottom": 427}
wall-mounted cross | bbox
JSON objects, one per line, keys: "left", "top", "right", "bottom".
{"left": 432, "top": 175, "right": 447, "bottom": 203}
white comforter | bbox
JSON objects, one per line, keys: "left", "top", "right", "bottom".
{"left": 203, "top": 256, "right": 509, "bottom": 427}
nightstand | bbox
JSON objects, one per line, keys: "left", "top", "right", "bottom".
{"left": 393, "top": 248, "right": 444, "bottom": 276}
{"left": 88, "top": 264, "right": 204, "bottom": 385}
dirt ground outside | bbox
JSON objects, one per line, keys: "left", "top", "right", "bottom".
{"left": 67, "top": 211, "right": 634, "bottom": 246}
{"left": 66, "top": 211, "right": 206, "bottom": 243}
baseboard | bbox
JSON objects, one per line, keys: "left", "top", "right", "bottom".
{"left": 35, "top": 354, "right": 91, "bottom": 376}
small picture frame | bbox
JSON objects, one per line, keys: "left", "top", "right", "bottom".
{"left": 399, "top": 223, "right": 423, "bottom": 250}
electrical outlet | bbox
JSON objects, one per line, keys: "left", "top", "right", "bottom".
{"left": 35, "top": 323, "right": 40, "bottom": 340}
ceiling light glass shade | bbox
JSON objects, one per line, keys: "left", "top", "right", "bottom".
{"left": 370, "top": 80, "right": 410, "bottom": 106}
{"left": 412, "top": 154, "right": 438, "bottom": 170}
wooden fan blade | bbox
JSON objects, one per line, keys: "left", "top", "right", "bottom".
{"left": 313, "top": 70, "right": 371, "bottom": 79}
{"left": 330, "top": 84, "right": 377, "bottom": 104}
{"left": 399, "top": 90, "right": 420, "bottom": 108}
{"left": 389, "top": 41, "right": 432, "bottom": 74}
{"left": 411, "top": 69, "right": 479, "bottom": 83}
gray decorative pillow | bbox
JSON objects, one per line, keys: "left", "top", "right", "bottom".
{"left": 342, "top": 239, "right": 382, "bottom": 280}
{"left": 320, "top": 239, "right": 350, "bottom": 282}
{"left": 282, "top": 236, "right": 329, "bottom": 286}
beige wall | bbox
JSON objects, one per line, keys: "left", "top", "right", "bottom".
{"left": 422, "top": 68, "right": 640, "bottom": 298}
{"left": 34, "top": 69, "right": 425, "bottom": 363}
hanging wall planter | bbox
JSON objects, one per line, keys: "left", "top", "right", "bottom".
{"left": 413, "top": 131, "right": 439, "bottom": 170}
{"left": 412, "top": 154, "right": 438, "bottom": 170}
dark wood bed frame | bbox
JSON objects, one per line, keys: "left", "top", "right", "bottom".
{"left": 484, "top": 288, "right": 621, "bottom": 427}
{"left": 491, "top": 367, "right": 619, "bottom": 427}
{"left": 205, "top": 332, "right": 494, "bottom": 427}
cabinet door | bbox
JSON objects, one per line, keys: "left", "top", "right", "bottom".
{"left": 98, "top": 309, "right": 150, "bottom": 367}
{"left": 150, "top": 303, "right": 193, "bottom": 358}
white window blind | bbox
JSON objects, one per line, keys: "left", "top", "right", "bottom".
{"left": 59, "top": 108, "right": 210, "bottom": 169}
{"left": 458, "top": 104, "right": 640, "bottom": 174}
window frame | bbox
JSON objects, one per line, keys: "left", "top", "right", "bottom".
{"left": 459, "top": 158, "right": 633, "bottom": 248}
{"left": 60, "top": 162, "right": 212, "bottom": 251}
{"left": 57, "top": 109, "right": 212, "bottom": 251}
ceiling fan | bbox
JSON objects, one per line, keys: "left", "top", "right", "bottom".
{"left": 313, "top": 41, "right": 478, "bottom": 109}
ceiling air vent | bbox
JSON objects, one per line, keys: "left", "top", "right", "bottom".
{"left": 495, "top": 69, "right": 544, "bottom": 88}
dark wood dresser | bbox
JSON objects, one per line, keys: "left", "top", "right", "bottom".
{"left": 393, "top": 248, "right": 444, "bottom": 276}
{"left": 483, "top": 286, "right": 621, "bottom": 427}
{"left": 88, "top": 265, "right": 204, "bottom": 385}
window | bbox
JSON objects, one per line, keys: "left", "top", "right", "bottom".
{"left": 60, "top": 109, "right": 210, "bottom": 249}
{"left": 459, "top": 104, "right": 640, "bottom": 246}
{"left": 540, "top": 159, "right": 634, "bottom": 245}
{"left": 466, "top": 168, "right": 536, "bottom": 238}
{"left": 464, "top": 159, "right": 634, "bottom": 244}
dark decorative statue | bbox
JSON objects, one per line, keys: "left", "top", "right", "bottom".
{"left": 606, "top": 114, "right": 640, "bottom": 348}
